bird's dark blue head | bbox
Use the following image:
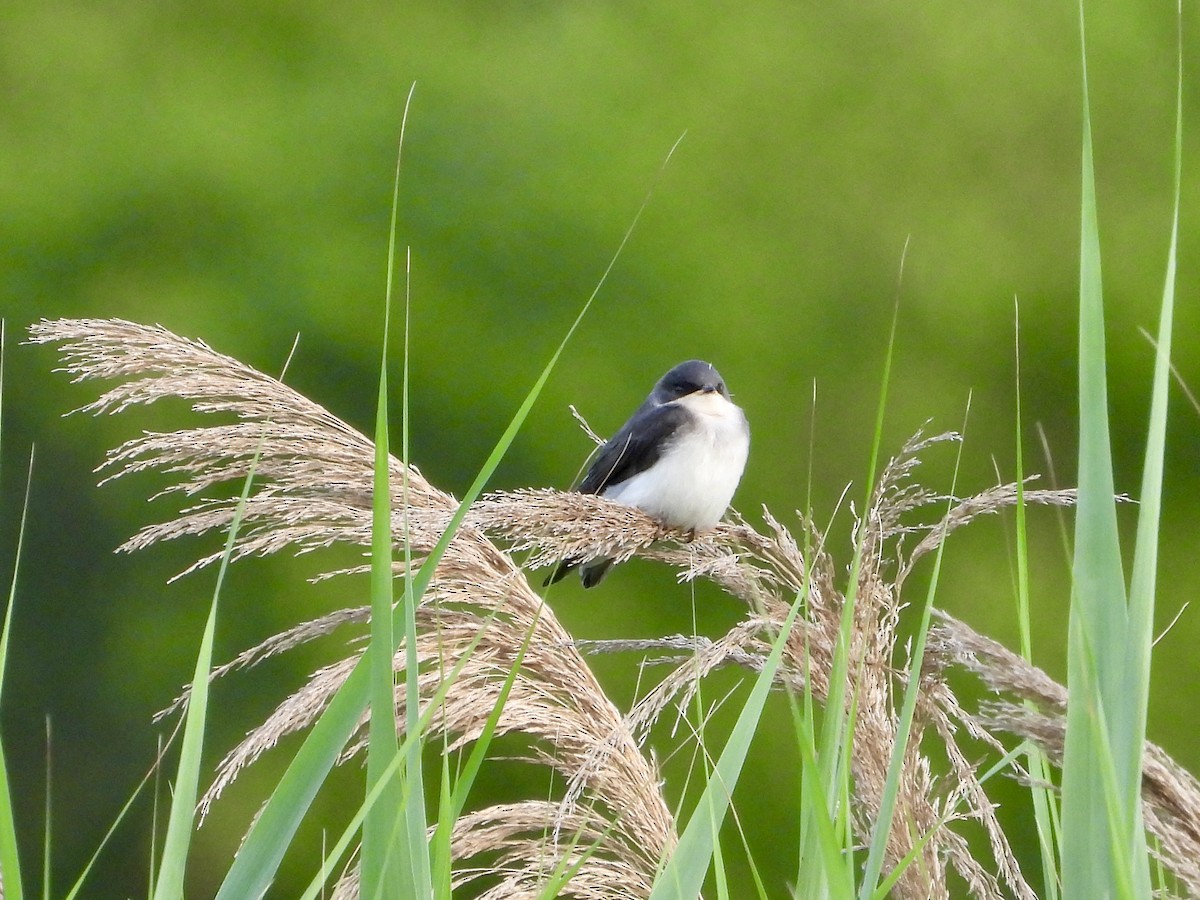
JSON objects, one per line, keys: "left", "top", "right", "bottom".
{"left": 650, "top": 360, "right": 730, "bottom": 404}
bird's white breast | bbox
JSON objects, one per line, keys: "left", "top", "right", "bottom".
{"left": 604, "top": 392, "right": 749, "bottom": 529}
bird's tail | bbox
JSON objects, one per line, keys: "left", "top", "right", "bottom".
{"left": 543, "top": 556, "right": 614, "bottom": 589}
{"left": 543, "top": 558, "right": 578, "bottom": 587}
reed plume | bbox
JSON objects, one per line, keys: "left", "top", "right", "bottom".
{"left": 28, "top": 317, "right": 1200, "bottom": 898}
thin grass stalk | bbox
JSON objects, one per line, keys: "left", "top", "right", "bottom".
{"left": 649, "top": 573, "right": 812, "bottom": 899}
{"left": 361, "top": 104, "right": 416, "bottom": 892}
{"left": 1012, "top": 303, "right": 1062, "bottom": 899}
{"left": 40, "top": 722, "right": 49, "bottom": 900}
{"left": 363, "top": 298, "right": 408, "bottom": 898}
{"left": 793, "top": 496, "right": 854, "bottom": 899}
{"left": 395, "top": 86, "right": 434, "bottom": 900}
{"left": 0, "top": 446, "right": 31, "bottom": 900}
{"left": 300, "top": 615, "right": 496, "bottom": 900}
{"left": 809, "top": 284, "right": 904, "bottom": 898}
{"left": 63, "top": 728, "right": 181, "bottom": 900}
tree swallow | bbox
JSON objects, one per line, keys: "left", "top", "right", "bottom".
{"left": 547, "top": 359, "right": 750, "bottom": 588}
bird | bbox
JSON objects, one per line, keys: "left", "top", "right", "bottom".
{"left": 546, "top": 359, "right": 750, "bottom": 588}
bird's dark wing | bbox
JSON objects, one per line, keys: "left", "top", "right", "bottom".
{"left": 544, "top": 401, "right": 688, "bottom": 588}
{"left": 576, "top": 401, "right": 689, "bottom": 495}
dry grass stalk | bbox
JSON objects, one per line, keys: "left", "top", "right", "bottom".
{"left": 28, "top": 317, "right": 1200, "bottom": 897}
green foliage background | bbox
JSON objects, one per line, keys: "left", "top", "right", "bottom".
{"left": 1, "top": 1, "right": 1197, "bottom": 895}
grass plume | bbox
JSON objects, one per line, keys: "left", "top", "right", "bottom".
{"left": 27, "top": 317, "right": 1200, "bottom": 897}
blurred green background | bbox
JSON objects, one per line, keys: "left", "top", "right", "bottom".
{"left": 2, "top": 1, "right": 1198, "bottom": 896}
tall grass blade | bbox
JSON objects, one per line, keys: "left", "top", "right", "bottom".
{"left": 429, "top": 613, "right": 538, "bottom": 878}
{"left": 362, "top": 299, "right": 408, "bottom": 897}
{"left": 1118, "top": 0, "right": 1182, "bottom": 883}
{"left": 63, "top": 729, "right": 182, "bottom": 899}
{"left": 151, "top": 439, "right": 263, "bottom": 899}
{"left": 792, "top": 693, "right": 855, "bottom": 899}
{"left": 1126, "top": 0, "right": 1183, "bottom": 788}
{"left": 805, "top": 259, "right": 905, "bottom": 896}
{"left": 1011, "top": 301, "right": 1062, "bottom": 899}
{"left": 361, "top": 84, "right": 419, "bottom": 898}
{"left": 41, "top": 720, "right": 49, "bottom": 900}
{"left": 1060, "top": 2, "right": 1156, "bottom": 894}
{"left": 298, "top": 618, "right": 492, "bottom": 900}
{"left": 0, "top": 434, "right": 27, "bottom": 899}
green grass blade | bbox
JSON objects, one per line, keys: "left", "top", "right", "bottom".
{"left": 798, "top": 260, "right": 904, "bottom": 898}
{"left": 297, "top": 722, "right": 418, "bottom": 900}
{"left": 362, "top": 298, "right": 408, "bottom": 898}
{"left": 436, "top": 616, "right": 535, "bottom": 836}
{"left": 432, "top": 748, "right": 453, "bottom": 898}
{"left": 215, "top": 650, "right": 375, "bottom": 900}
{"left": 649, "top": 584, "right": 808, "bottom": 900}
{"left": 1123, "top": 0, "right": 1181, "bottom": 837}
{"left": 297, "top": 617, "right": 493, "bottom": 900}
{"left": 1106, "top": 1, "right": 1182, "bottom": 887}
{"left": 1059, "top": 8, "right": 1119, "bottom": 895}
{"left": 63, "top": 729, "right": 182, "bottom": 899}
{"left": 870, "top": 742, "right": 1029, "bottom": 900}
{"left": 1059, "top": 3, "right": 1153, "bottom": 893}
{"left": 0, "top": 426, "right": 28, "bottom": 900}
{"left": 41, "top": 720, "right": 49, "bottom": 900}
{"left": 1011, "top": 300, "right": 1062, "bottom": 899}
{"left": 152, "top": 439, "right": 262, "bottom": 899}
{"left": 398, "top": 309, "right": 433, "bottom": 898}
{"left": 793, "top": 705, "right": 855, "bottom": 899}
{"left": 362, "top": 87, "right": 419, "bottom": 895}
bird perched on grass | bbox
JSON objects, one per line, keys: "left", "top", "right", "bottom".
{"left": 546, "top": 359, "right": 750, "bottom": 587}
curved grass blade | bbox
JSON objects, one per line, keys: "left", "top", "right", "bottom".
{"left": 1123, "top": 0, "right": 1182, "bottom": 841}
{"left": 63, "top": 726, "right": 182, "bottom": 900}
{"left": 151, "top": 434, "right": 266, "bottom": 899}
{"left": 361, "top": 86, "right": 413, "bottom": 896}
{"left": 0, "top": 435, "right": 30, "bottom": 900}
{"left": 298, "top": 617, "right": 493, "bottom": 900}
